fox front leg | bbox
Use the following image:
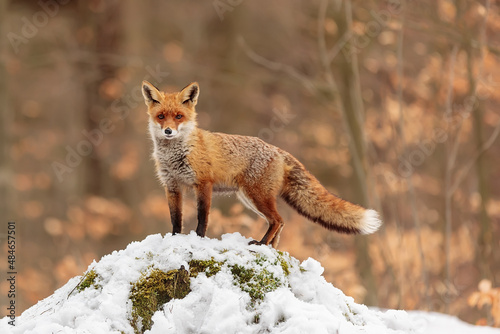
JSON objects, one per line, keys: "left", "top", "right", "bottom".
{"left": 195, "top": 182, "right": 213, "bottom": 237}
{"left": 166, "top": 187, "right": 183, "bottom": 234}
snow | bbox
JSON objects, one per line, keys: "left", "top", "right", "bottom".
{"left": 1, "top": 232, "right": 499, "bottom": 334}
{"left": 407, "top": 311, "right": 500, "bottom": 334}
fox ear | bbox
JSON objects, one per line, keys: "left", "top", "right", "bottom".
{"left": 142, "top": 80, "right": 161, "bottom": 106}
{"left": 180, "top": 82, "right": 199, "bottom": 106}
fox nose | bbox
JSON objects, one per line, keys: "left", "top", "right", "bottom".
{"left": 164, "top": 128, "right": 172, "bottom": 135}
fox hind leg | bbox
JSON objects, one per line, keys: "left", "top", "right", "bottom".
{"left": 237, "top": 190, "right": 265, "bottom": 219}
{"left": 241, "top": 190, "right": 284, "bottom": 248}
{"left": 270, "top": 225, "right": 283, "bottom": 248}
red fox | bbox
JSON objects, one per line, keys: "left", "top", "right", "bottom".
{"left": 141, "top": 80, "right": 382, "bottom": 248}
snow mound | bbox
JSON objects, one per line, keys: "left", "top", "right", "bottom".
{"left": 0, "top": 233, "right": 424, "bottom": 333}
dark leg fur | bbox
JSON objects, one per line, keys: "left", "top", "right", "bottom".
{"left": 166, "top": 188, "right": 183, "bottom": 234}
{"left": 196, "top": 182, "right": 213, "bottom": 237}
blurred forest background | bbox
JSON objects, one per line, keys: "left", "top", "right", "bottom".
{"left": 1, "top": 0, "right": 500, "bottom": 326}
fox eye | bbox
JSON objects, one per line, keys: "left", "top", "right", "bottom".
{"left": 157, "top": 114, "right": 164, "bottom": 120}
{"left": 175, "top": 114, "right": 183, "bottom": 119}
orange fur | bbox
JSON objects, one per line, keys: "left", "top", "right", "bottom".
{"left": 142, "top": 80, "right": 382, "bottom": 248}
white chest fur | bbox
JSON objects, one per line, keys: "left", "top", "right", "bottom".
{"left": 149, "top": 123, "right": 196, "bottom": 188}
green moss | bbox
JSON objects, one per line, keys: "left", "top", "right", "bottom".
{"left": 231, "top": 264, "right": 254, "bottom": 285}
{"left": 76, "top": 269, "right": 99, "bottom": 292}
{"left": 276, "top": 253, "right": 290, "bottom": 276}
{"left": 129, "top": 267, "right": 191, "bottom": 334}
{"left": 254, "top": 254, "right": 268, "bottom": 266}
{"left": 188, "top": 258, "right": 222, "bottom": 278}
{"left": 231, "top": 264, "right": 283, "bottom": 306}
{"left": 128, "top": 250, "right": 291, "bottom": 331}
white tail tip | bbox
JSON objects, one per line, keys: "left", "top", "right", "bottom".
{"left": 360, "top": 209, "right": 382, "bottom": 235}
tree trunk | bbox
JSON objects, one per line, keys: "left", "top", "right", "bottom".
{"left": 332, "top": 1, "right": 377, "bottom": 306}
{"left": 467, "top": 46, "right": 492, "bottom": 281}
{"left": 78, "top": 0, "right": 122, "bottom": 196}
{"left": 0, "top": 0, "right": 13, "bottom": 221}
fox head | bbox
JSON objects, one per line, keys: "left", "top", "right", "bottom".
{"left": 141, "top": 80, "right": 199, "bottom": 140}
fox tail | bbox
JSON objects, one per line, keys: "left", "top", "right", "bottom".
{"left": 280, "top": 154, "right": 381, "bottom": 234}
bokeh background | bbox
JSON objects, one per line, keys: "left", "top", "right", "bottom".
{"left": 1, "top": 0, "right": 500, "bottom": 326}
